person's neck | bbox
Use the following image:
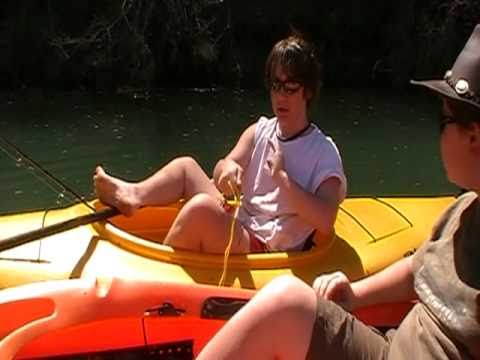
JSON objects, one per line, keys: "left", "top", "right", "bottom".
{"left": 276, "top": 116, "right": 310, "bottom": 140}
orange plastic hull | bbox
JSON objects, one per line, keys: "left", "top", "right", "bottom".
{"left": 0, "top": 277, "right": 412, "bottom": 359}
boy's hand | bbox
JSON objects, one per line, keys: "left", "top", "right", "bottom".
{"left": 216, "top": 159, "right": 243, "bottom": 196}
{"left": 265, "top": 139, "right": 286, "bottom": 181}
{"left": 312, "top": 271, "right": 355, "bottom": 311}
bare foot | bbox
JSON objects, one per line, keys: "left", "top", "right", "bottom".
{"left": 93, "top": 166, "right": 140, "bottom": 216}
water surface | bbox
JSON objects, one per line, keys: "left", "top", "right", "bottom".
{"left": 0, "top": 88, "right": 455, "bottom": 214}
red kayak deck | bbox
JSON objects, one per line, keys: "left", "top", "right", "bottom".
{"left": 0, "top": 277, "right": 413, "bottom": 359}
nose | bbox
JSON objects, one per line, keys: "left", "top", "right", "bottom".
{"left": 272, "top": 89, "right": 288, "bottom": 100}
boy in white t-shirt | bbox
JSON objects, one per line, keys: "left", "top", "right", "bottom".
{"left": 94, "top": 35, "right": 346, "bottom": 253}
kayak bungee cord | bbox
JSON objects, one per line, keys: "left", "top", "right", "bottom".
{"left": 218, "top": 180, "right": 241, "bottom": 287}
{"left": 0, "top": 133, "right": 95, "bottom": 212}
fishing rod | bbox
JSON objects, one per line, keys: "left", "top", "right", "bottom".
{"left": 0, "top": 133, "right": 121, "bottom": 252}
{"left": 0, "top": 207, "right": 119, "bottom": 252}
{"left": 0, "top": 133, "right": 95, "bottom": 212}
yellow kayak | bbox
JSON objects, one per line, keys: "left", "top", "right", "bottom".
{"left": 0, "top": 196, "right": 454, "bottom": 290}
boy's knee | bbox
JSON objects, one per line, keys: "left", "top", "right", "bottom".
{"left": 186, "top": 193, "right": 215, "bottom": 209}
{"left": 180, "top": 193, "right": 218, "bottom": 221}
{"left": 174, "top": 156, "right": 199, "bottom": 169}
{"left": 266, "top": 276, "right": 317, "bottom": 311}
{"left": 269, "top": 275, "right": 308, "bottom": 293}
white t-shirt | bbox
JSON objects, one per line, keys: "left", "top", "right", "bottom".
{"left": 237, "top": 116, "right": 347, "bottom": 251}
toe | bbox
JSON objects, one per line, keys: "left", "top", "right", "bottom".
{"left": 95, "top": 165, "right": 105, "bottom": 177}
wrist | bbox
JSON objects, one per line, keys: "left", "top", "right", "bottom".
{"left": 350, "top": 281, "right": 367, "bottom": 310}
{"left": 213, "top": 159, "right": 227, "bottom": 180}
{"left": 275, "top": 170, "right": 289, "bottom": 187}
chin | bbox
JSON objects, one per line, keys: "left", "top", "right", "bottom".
{"left": 276, "top": 113, "right": 289, "bottom": 122}
{"left": 448, "top": 175, "right": 472, "bottom": 192}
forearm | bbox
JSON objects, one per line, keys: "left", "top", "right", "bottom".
{"left": 213, "top": 158, "right": 244, "bottom": 194}
{"left": 213, "top": 123, "right": 255, "bottom": 186}
{"left": 212, "top": 159, "right": 227, "bottom": 186}
{"left": 350, "top": 256, "right": 417, "bottom": 310}
{"left": 276, "top": 171, "right": 338, "bottom": 236}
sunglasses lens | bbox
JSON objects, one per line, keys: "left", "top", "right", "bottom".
{"left": 284, "top": 84, "right": 301, "bottom": 95}
{"left": 271, "top": 80, "right": 301, "bottom": 95}
{"left": 271, "top": 81, "right": 280, "bottom": 92}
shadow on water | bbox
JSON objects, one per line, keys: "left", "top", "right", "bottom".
{"left": 0, "top": 87, "right": 455, "bottom": 214}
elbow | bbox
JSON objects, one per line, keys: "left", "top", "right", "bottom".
{"left": 315, "top": 223, "right": 335, "bottom": 240}
{"left": 314, "top": 207, "right": 338, "bottom": 231}
{"left": 309, "top": 209, "right": 338, "bottom": 242}
{"left": 312, "top": 217, "right": 336, "bottom": 240}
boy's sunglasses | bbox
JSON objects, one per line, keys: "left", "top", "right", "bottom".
{"left": 270, "top": 79, "right": 303, "bottom": 95}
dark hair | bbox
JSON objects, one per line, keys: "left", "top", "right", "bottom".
{"left": 264, "top": 35, "right": 322, "bottom": 107}
{"left": 444, "top": 97, "right": 480, "bottom": 126}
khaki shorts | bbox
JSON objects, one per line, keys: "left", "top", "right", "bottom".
{"left": 306, "top": 296, "right": 395, "bottom": 360}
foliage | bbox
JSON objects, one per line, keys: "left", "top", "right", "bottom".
{"left": 0, "top": 0, "right": 478, "bottom": 90}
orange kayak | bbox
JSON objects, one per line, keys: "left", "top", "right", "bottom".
{"left": 1, "top": 276, "right": 412, "bottom": 360}
{"left": 0, "top": 195, "right": 453, "bottom": 358}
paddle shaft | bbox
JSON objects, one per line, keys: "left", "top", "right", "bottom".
{"left": 0, "top": 207, "right": 120, "bottom": 252}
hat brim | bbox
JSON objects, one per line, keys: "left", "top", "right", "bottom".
{"left": 410, "top": 79, "right": 480, "bottom": 110}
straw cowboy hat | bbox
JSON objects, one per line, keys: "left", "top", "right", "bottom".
{"left": 411, "top": 24, "right": 480, "bottom": 111}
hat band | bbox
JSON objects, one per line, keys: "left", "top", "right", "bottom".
{"left": 444, "top": 70, "right": 480, "bottom": 106}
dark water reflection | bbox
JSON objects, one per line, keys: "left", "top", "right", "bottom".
{"left": 0, "top": 88, "right": 455, "bottom": 214}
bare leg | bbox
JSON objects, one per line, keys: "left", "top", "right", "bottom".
{"left": 197, "top": 275, "right": 318, "bottom": 360}
{"left": 94, "top": 157, "right": 221, "bottom": 216}
{"left": 164, "top": 193, "right": 251, "bottom": 253}
{"left": 94, "top": 157, "right": 252, "bottom": 253}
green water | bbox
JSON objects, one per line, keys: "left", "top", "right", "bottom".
{"left": 0, "top": 88, "right": 455, "bottom": 214}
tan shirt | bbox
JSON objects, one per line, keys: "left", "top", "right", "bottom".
{"left": 390, "top": 192, "right": 480, "bottom": 359}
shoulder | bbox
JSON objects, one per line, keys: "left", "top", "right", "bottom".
{"left": 413, "top": 192, "right": 478, "bottom": 269}
{"left": 430, "top": 191, "right": 477, "bottom": 241}
{"left": 307, "top": 125, "right": 343, "bottom": 161}
{"left": 456, "top": 190, "right": 478, "bottom": 203}
{"left": 256, "top": 116, "right": 276, "bottom": 131}
{"left": 309, "top": 124, "right": 338, "bottom": 146}
{"left": 253, "top": 116, "right": 276, "bottom": 140}
{"left": 239, "top": 116, "right": 272, "bottom": 137}
{"left": 443, "top": 191, "right": 477, "bottom": 223}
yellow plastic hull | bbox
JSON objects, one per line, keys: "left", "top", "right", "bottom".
{"left": 0, "top": 196, "right": 454, "bottom": 290}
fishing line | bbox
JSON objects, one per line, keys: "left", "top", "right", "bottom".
{"left": 0, "top": 144, "right": 76, "bottom": 204}
{"left": 0, "top": 134, "right": 95, "bottom": 212}
{"left": 0, "top": 133, "right": 100, "bottom": 258}
{"left": 218, "top": 180, "right": 241, "bottom": 287}
{"left": 0, "top": 144, "right": 78, "bottom": 210}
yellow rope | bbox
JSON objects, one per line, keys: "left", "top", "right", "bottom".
{"left": 218, "top": 180, "right": 241, "bottom": 287}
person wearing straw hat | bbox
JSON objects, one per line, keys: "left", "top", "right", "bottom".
{"left": 197, "top": 25, "right": 480, "bottom": 359}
